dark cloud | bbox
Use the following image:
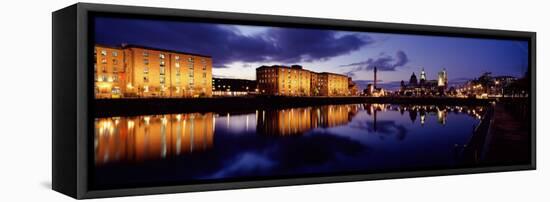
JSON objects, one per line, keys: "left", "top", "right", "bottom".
{"left": 341, "top": 50, "right": 410, "bottom": 76}
{"left": 95, "top": 17, "right": 373, "bottom": 68}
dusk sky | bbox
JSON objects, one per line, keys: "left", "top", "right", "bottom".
{"left": 95, "top": 16, "right": 529, "bottom": 90}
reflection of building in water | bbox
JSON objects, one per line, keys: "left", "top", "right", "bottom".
{"left": 420, "top": 108, "right": 426, "bottom": 125}
{"left": 365, "top": 104, "right": 459, "bottom": 127}
{"left": 409, "top": 109, "right": 418, "bottom": 123}
{"left": 95, "top": 113, "right": 214, "bottom": 165}
{"left": 437, "top": 107, "right": 447, "bottom": 125}
{"left": 257, "top": 105, "right": 359, "bottom": 135}
{"left": 364, "top": 103, "right": 391, "bottom": 131}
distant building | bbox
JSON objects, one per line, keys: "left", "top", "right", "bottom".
{"left": 212, "top": 78, "right": 257, "bottom": 96}
{"left": 400, "top": 68, "right": 447, "bottom": 96}
{"left": 420, "top": 68, "right": 427, "bottom": 82}
{"left": 256, "top": 65, "right": 352, "bottom": 96}
{"left": 256, "top": 65, "right": 312, "bottom": 96}
{"left": 94, "top": 44, "right": 213, "bottom": 99}
{"left": 438, "top": 68, "right": 448, "bottom": 87}
{"left": 348, "top": 78, "right": 360, "bottom": 96}
{"left": 317, "top": 72, "right": 350, "bottom": 96}
{"left": 365, "top": 67, "right": 386, "bottom": 97}
{"left": 409, "top": 72, "right": 418, "bottom": 86}
{"left": 366, "top": 84, "right": 374, "bottom": 96}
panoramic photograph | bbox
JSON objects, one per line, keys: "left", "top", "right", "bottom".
{"left": 92, "top": 16, "right": 531, "bottom": 189}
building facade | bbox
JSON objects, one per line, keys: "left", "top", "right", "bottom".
{"left": 256, "top": 65, "right": 312, "bottom": 96}
{"left": 256, "top": 65, "right": 352, "bottom": 97}
{"left": 94, "top": 44, "right": 213, "bottom": 99}
{"left": 212, "top": 78, "right": 257, "bottom": 96}
{"left": 320, "top": 72, "right": 349, "bottom": 96}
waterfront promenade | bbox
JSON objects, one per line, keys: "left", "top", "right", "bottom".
{"left": 94, "top": 96, "right": 494, "bottom": 117}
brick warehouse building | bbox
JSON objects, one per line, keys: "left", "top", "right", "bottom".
{"left": 256, "top": 65, "right": 352, "bottom": 96}
{"left": 94, "top": 44, "right": 213, "bottom": 98}
{"left": 256, "top": 65, "right": 312, "bottom": 96}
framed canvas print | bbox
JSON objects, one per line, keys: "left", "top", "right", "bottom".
{"left": 52, "top": 3, "right": 536, "bottom": 199}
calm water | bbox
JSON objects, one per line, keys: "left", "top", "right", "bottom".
{"left": 93, "top": 104, "right": 485, "bottom": 189}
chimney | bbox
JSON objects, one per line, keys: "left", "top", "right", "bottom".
{"left": 374, "top": 66, "right": 378, "bottom": 89}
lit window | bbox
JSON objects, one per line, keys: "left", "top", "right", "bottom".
{"left": 112, "top": 51, "right": 118, "bottom": 57}
{"left": 143, "top": 67, "right": 149, "bottom": 74}
{"left": 159, "top": 53, "right": 165, "bottom": 59}
{"left": 143, "top": 51, "right": 148, "bottom": 57}
{"left": 101, "top": 50, "right": 107, "bottom": 56}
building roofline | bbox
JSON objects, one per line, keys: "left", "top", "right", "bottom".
{"left": 318, "top": 72, "right": 348, "bottom": 77}
{"left": 94, "top": 44, "right": 123, "bottom": 50}
{"left": 94, "top": 43, "right": 212, "bottom": 58}
{"left": 256, "top": 65, "right": 350, "bottom": 77}
{"left": 256, "top": 65, "right": 304, "bottom": 69}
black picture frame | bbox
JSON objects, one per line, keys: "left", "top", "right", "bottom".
{"left": 52, "top": 2, "right": 536, "bottom": 199}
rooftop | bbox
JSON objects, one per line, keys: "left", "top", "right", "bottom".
{"left": 95, "top": 43, "right": 212, "bottom": 58}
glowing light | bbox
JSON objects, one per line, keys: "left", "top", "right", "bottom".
{"left": 127, "top": 120, "right": 135, "bottom": 129}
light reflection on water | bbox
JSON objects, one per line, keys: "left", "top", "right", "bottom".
{"left": 94, "top": 103, "right": 485, "bottom": 186}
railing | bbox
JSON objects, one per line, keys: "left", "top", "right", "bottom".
{"left": 458, "top": 104, "right": 495, "bottom": 164}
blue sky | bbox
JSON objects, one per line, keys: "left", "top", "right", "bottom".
{"left": 95, "top": 16, "right": 529, "bottom": 89}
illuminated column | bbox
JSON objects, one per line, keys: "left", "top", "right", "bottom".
{"left": 374, "top": 67, "right": 378, "bottom": 89}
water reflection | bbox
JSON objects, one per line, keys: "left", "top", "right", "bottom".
{"left": 95, "top": 104, "right": 486, "bottom": 166}
{"left": 95, "top": 113, "right": 214, "bottom": 165}
{"left": 257, "top": 105, "right": 359, "bottom": 136}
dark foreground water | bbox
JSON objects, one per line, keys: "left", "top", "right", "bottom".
{"left": 93, "top": 103, "right": 486, "bottom": 189}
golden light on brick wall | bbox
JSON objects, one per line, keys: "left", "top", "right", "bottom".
{"left": 94, "top": 44, "right": 212, "bottom": 99}
{"left": 256, "top": 65, "right": 352, "bottom": 97}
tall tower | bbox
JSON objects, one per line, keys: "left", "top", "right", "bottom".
{"left": 442, "top": 68, "right": 448, "bottom": 87}
{"left": 374, "top": 66, "right": 378, "bottom": 89}
{"left": 437, "top": 71, "right": 445, "bottom": 87}
{"left": 437, "top": 68, "right": 448, "bottom": 88}
{"left": 420, "top": 68, "right": 426, "bottom": 81}
{"left": 420, "top": 68, "right": 426, "bottom": 86}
